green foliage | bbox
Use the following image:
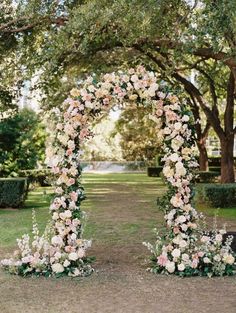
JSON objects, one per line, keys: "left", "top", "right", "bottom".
{"left": 19, "top": 169, "right": 52, "bottom": 187}
{"left": 114, "top": 106, "right": 162, "bottom": 162}
{"left": 0, "top": 108, "right": 46, "bottom": 176}
{"left": 204, "top": 184, "right": 236, "bottom": 208}
{"left": 209, "top": 166, "right": 221, "bottom": 174}
{"left": 0, "top": 177, "right": 28, "bottom": 208}
{"left": 147, "top": 166, "right": 163, "bottom": 177}
{"left": 81, "top": 115, "right": 123, "bottom": 161}
{"left": 196, "top": 171, "right": 219, "bottom": 183}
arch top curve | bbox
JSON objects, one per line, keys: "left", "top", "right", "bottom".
{"left": 1, "top": 66, "right": 235, "bottom": 278}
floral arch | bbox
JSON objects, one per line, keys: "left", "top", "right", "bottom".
{"left": 2, "top": 66, "right": 235, "bottom": 277}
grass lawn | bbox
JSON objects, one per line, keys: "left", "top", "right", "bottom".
{"left": 0, "top": 173, "right": 235, "bottom": 249}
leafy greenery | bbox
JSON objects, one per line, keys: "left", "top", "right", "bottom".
{"left": 0, "top": 177, "right": 28, "bottom": 208}
{"left": 195, "top": 171, "right": 219, "bottom": 183}
{"left": 204, "top": 184, "right": 236, "bottom": 208}
{"left": 114, "top": 106, "right": 162, "bottom": 162}
{"left": 0, "top": 108, "right": 46, "bottom": 176}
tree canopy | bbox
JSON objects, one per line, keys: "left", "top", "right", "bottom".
{"left": 0, "top": 0, "right": 235, "bottom": 181}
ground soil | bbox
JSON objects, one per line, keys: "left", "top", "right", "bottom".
{"left": 0, "top": 175, "right": 235, "bottom": 313}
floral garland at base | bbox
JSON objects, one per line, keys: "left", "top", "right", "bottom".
{"left": 1, "top": 66, "right": 235, "bottom": 277}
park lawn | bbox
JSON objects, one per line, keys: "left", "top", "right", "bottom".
{"left": 0, "top": 173, "right": 235, "bottom": 250}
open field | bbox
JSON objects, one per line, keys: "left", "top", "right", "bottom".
{"left": 0, "top": 173, "right": 236, "bottom": 313}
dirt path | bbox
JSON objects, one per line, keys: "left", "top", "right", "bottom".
{"left": 0, "top": 175, "right": 236, "bottom": 313}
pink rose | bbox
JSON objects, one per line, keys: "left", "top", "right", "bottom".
{"left": 66, "top": 178, "right": 75, "bottom": 186}
{"left": 157, "top": 254, "right": 168, "bottom": 266}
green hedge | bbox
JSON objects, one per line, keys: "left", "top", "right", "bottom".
{"left": 208, "top": 166, "right": 221, "bottom": 174}
{"left": 204, "top": 183, "right": 236, "bottom": 207}
{"left": 196, "top": 171, "right": 219, "bottom": 183}
{"left": 147, "top": 166, "right": 163, "bottom": 177}
{"left": 19, "top": 169, "right": 52, "bottom": 186}
{"left": 0, "top": 178, "right": 28, "bottom": 208}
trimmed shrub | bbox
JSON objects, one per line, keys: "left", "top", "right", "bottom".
{"left": 204, "top": 183, "right": 236, "bottom": 207}
{"left": 0, "top": 178, "right": 28, "bottom": 208}
{"left": 19, "top": 169, "right": 52, "bottom": 186}
{"left": 147, "top": 166, "right": 163, "bottom": 177}
{"left": 196, "top": 171, "right": 219, "bottom": 183}
{"left": 208, "top": 166, "right": 221, "bottom": 174}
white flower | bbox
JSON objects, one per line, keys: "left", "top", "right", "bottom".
{"left": 182, "top": 253, "right": 189, "bottom": 262}
{"left": 177, "top": 215, "right": 186, "bottom": 224}
{"left": 215, "top": 234, "right": 223, "bottom": 242}
{"left": 54, "top": 252, "right": 62, "bottom": 260}
{"left": 171, "top": 248, "right": 181, "bottom": 258}
{"left": 165, "top": 261, "right": 175, "bottom": 273}
{"left": 169, "top": 153, "right": 179, "bottom": 162}
{"left": 163, "top": 166, "right": 174, "bottom": 178}
{"left": 175, "top": 161, "right": 187, "bottom": 177}
{"left": 174, "top": 122, "right": 182, "bottom": 131}
{"left": 69, "top": 252, "right": 79, "bottom": 261}
{"left": 52, "top": 212, "right": 59, "bottom": 220}
{"left": 77, "top": 248, "right": 85, "bottom": 259}
{"left": 213, "top": 255, "right": 221, "bottom": 262}
{"left": 182, "top": 115, "right": 190, "bottom": 122}
{"left": 70, "top": 233, "right": 77, "bottom": 241}
{"left": 51, "top": 236, "right": 64, "bottom": 247}
{"left": 201, "top": 236, "right": 210, "bottom": 243}
{"left": 223, "top": 254, "right": 235, "bottom": 265}
{"left": 203, "top": 257, "right": 211, "bottom": 264}
{"left": 179, "top": 240, "right": 188, "bottom": 248}
{"left": 63, "top": 260, "right": 71, "bottom": 267}
{"left": 177, "top": 263, "right": 185, "bottom": 271}
{"left": 51, "top": 263, "right": 64, "bottom": 273}
{"left": 166, "top": 209, "right": 176, "bottom": 221}
{"left": 64, "top": 210, "right": 72, "bottom": 219}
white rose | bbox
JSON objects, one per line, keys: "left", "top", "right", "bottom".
{"left": 213, "top": 255, "right": 221, "bottom": 262}
{"left": 178, "top": 263, "right": 185, "bottom": 271}
{"left": 203, "top": 257, "right": 211, "bottom": 264}
{"left": 201, "top": 236, "right": 210, "bottom": 243}
{"left": 169, "top": 153, "right": 179, "bottom": 162}
{"left": 51, "top": 263, "right": 64, "bottom": 273}
{"left": 69, "top": 252, "right": 79, "bottom": 261}
{"left": 182, "top": 115, "right": 190, "bottom": 122}
{"left": 63, "top": 259, "right": 71, "bottom": 267}
{"left": 182, "top": 253, "right": 189, "bottom": 262}
{"left": 171, "top": 248, "right": 181, "bottom": 258}
{"left": 70, "top": 233, "right": 77, "bottom": 241}
{"left": 54, "top": 252, "right": 62, "bottom": 260}
{"left": 163, "top": 166, "right": 174, "bottom": 178}
{"left": 51, "top": 236, "right": 64, "bottom": 247}
{"left": 179, "top": 240, "right": 188, "bottom": 248}
{"left": 177, "top": 215, "right": 186, "bottom": 224}
{"left": 223, "top": 254, "right": 235, "bottom": 265}
{"left": 174, "top": 122, "right": 182, "bottom": 131}
{"left": 181, "top": 224, "right": 188, "bottom": 232}
{"left": 52, "top": 212, "right": 59, "bottom": 220}
{"left": 165, "top": 261, "right": 175, "bottom": 273}
{"left": 175, "top": 162, "right": 187, "bottom": 177}
{"left": 166, "top": 209, "right": 176, "bottom": 221}
{"left": 77, "top": 248, "right": 85, "bottom": 259}
{"left": 64, "top": 210, "right": 72, "bottom": 218}
{"left": 164, "top": 127, "right": 171, "bottom": 135}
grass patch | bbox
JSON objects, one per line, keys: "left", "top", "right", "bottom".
{"left": 0, "top": 174, "right": 235, "bottom": 250}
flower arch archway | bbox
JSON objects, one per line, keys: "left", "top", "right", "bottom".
{"left": 2, "top": 66, "right": 235, "bottom": 277}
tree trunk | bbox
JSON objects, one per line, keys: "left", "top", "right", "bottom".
{"left": 220, "top": 135, "right": 235, "bottom": 183}
{"left": 197, "top": 141, "right": 208, "bottom": 171}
